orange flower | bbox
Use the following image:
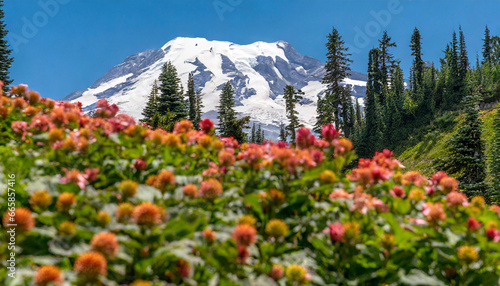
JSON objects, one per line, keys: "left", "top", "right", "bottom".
{"left": 34, "top": 265, "right": 63, "bottom": 286}
{"left": 154, "top": 170, "right": 176, "bottom": 192}
{"left": 445, "top": 191, "right": 469, "bottom": 208}
{"left": 457, "top": 246, "right": 479, "bottom": 264}
{"left": 74, "top": 252, "right": 107, "bottom": 279}
{"left": 173, "top": 120, "right": 193, "bottom": 134}
{"left": 471, "top": 196, "right": 486, "bottom": 209}
{"left": 197, "top": 134, "right": 212, "bottom": 148}
{"left": 2, "top": 207, "right": 35, "bottom": 232}
{"left": 129, "top": 280, "right": 151, "bottom": 286}
{"left": 219, "top": 150, "right": 235, "bottom": 167}
{"left": 163, "top": 133, "right": 181, "bottom": 147}
{"left": 56, "top": 192, "right": 76, "bottom": 212}
{"left": 422, "top": 202, "right": 447, "bottom": 224}
{"left": 438, "top": 177, "right": 459, "bottom": 193}
{"left": 329, "top": 189, "right": 352, "bottom": 199}
{"left": 232, "top": 224, "right": 257, "bottom": 246}
{"left": 48, "top": 128, "right": 64, "bottom": 143}
{"left": 402, "top": 171, "right": 427, "bottom": 187}
{"left": 30, "top": 190, "right": 53, "bottom": 210}
{"left": 269, "top": 189, "right": 286, "bottom": 204}
{"left": 116, "top": 203, "right": 134, "bottom": 223}
{"left": 202, "top": 228, "right": 216, "bottom": 243}
{"left": 269, "top": 264, "right": 285, "bottom": 280}
{"left": 91, "top": 232, "right": 119, "bottom": 257}
{"left": 199, "top": 178, "right": 223, "bottom": 200}
{"left": 132, "top": 202, "right": 163, "bottom": 227}
{"left": 183, "top": 184, "right": 198, "bottom": 199}
{"left": 408, "top": 188, "right": 425, "bottom": 202}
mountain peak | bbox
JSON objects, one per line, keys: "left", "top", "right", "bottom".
{"left": 67, "top": 37, "right": 366, "bottom": 140}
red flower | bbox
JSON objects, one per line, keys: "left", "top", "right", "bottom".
{"left": 486, "top": 228, "right": 500, "bottom": 242}
{"left": 199, "top": 178, "right": 223, "bottom": 200}
{"left": 467, "top": 218, "right": 481, "bottom": 232}
{"left": 199, "top": 119, "right": 214, "bottom": 134}
{"left": 90, "top": 232, "right": 119, "bottom": 258}
{"left": 133, "top": 159, "right": 148, "bottom": 171}
{"left": 389, "top": 186, "right": 406, "bottom": 198}
{"left": 74, "top": 252, "right": 107, "bottom": 279}
{"left": 34, "top": 265, "right": 63, "bottom": 286}
{"left": 269, "top": 264, "right": 285, "bottom": 280}
{"left": 236, "top": 245, "right": 250, "bottom": 264}
{"left": 445, "top": 191, "right": 469, "bottom": 208}
{"left": 321, "top": 123, "right": 340, "bottom": 142}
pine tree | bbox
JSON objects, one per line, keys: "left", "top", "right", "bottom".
{"left": 458, "top": 26, "right": 469, "bottom": 88}
{"left": 187, "top": 73, "right": 196, "bottom": 123}
{"left": 0, "top": 0, "right": 13, "bottom": 87}
{"left": 378, "top": 30, "right": 397, "bottom": 88}
{"left": 194, "top": 89, "right": 203, "bottom": 129}
{"left": 217, "top": 82, "right": 236, "bottom": 136}
{"left": 446, "top": 32, "right": 461, "bottom": 108}
{"left": 279, "top": 122, "right": 288, "bottom": 143}
{"left": 321, "top": 26, "right": 352, "bottom": 129}
{"left": 251, "top": 123, "right": 256, "bottom": 143}
{"left": 314, "top": 93, "right": 336, "bottom": 134}
{"left": 151, "top": 112, "right": 161, "bottom": 130}
{"left": 340, "top": 86, "right": 354, "bottom": 138}
{"left": 158, "top": 61, "right": 186, "bottom": 121}
{"left": 482, "top": 26, "right": 492, "bottom": 64}
{"left": 361, "top": 48, "right": 384, "bottom": 157}
{"left": 354, "top": 98, "right": 362, "bottom": 125}
{"left": 410, "top": 27, "right": 424, "bottom": 92}
{"left": 216, "top": 81, "right": 249, "bottom": 142}
{"left": 260, "top": 128, "right": 265, "bottom": 144}
{"left": 141, "top": 80, "right": 160, "bottom": 124}
{"left": 489, "top": 107, "right": 500, "bottom": 204}
{"left": 284, "top": 85, "right": 304, "bottom": 145}
{"left": 443, "top": 95, "right": 487, "bottom": 198}
{"left": 255, "top": 124, "right": 264, "bottom": 144}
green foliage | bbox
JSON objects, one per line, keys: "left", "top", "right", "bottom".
{"left": 489, "top": 107, "right": 500, "bottom": 204}
{"left": 187, "top": 73, "right": 197, "bottom": 124}
{"left": 2, "top": 86, "right": 500, "bottom": 285}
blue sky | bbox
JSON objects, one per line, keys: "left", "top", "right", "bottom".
{"left": 4, "top": 0, "right": 500, "bottom": 100}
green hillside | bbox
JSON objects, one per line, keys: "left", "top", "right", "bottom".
{"left": 398, "top": 105, "right": 498, "bottom": 179}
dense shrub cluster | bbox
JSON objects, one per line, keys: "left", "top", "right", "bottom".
{"left": 1, "top": 85, "right": 500, "bottom": 285}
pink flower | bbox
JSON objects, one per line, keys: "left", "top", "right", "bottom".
{"left": 61, "top": 169, "right": 88, "bottom": 190}
{"left": 133, "top": 159, "right": 148, "bottom": 171}
{"left": 445, "top": 191, "right": 469, "bottom": 208}
{"left": 329, "top": 189, "right": 352, "bottom": 199}
{"left": 409, "top": 218, "right": 428, "bottom": 225}
{"left": 84, "top": 168, "right": 99, "bottom": 182}
{"left": 325, "top": 222, "right": 345, "bottom": 242}
{"left": 12, "top": 121, "right": 28, "bottom": 134}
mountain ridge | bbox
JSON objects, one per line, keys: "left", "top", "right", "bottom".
{"left": 65, "top": 37, "right": 367, "bottom": 139}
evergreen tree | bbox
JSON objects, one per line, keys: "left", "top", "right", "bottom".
{"left": 0, "top": 0, "right": 13, "bottom": 87}
{"left": 489, "top": 107, "right": 500, "bottom": 204}
{"left": 361, "top": 48, "right": 384, "bottom": 157}
{"left": 482, "top": 26, "right": 492, "bottom": 64}
{"left": 151, "top": 112, "right": 161, "bottom": 130}
{"left": 340, "top": 86, "right": 354, "bottom": 138}
{"left": 284, "top": 85, "right": 304, "bottom": 145}
{"left": 158, "top": 61, "right": 186, "bottom": 121}
{"left": 354, "top": 98, "right": 362, "bottom": 125}
{"left": 410, "top": 27, "right": 424, "bottom": 92}
{"left": 314, "top": 93, "right": 336, "bottom": 134}
{"left": 279, "top": 122, "right": 288, "bottom": 143}
{"left": 378, "top": 30, "right": 397, "bottom": 88}
{"left": 442, "top": 95, "right": 487, "bottom": 198}
{"left": 260, "top": 128, "right": 265, "bottom": 143}
{"left": 194, "top": 89, "right": 203, "bottom": 129}
{"left": 216, "top": 81, "right": 250, "bottom": 142}
{"left": 251, "top": 123, "right": 256, "bottom": 143}
{"left": 187, "top": 73, "right": 196, "bottom": 123}
{"left": 141, "top": 80, "right": 159, "bottom": 124}
{"left": 446, "top": 32, "right": 461, "bottom": 108}
{"left": 256, "top": 124, "right": 264, "bottom": 144}
{"left": 321, "top": 26, "right": 352, "bottom": 129}
{"left": 458, "top": 26, "right": 469, "bottom": 86}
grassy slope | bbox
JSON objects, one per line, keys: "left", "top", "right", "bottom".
{"left": 397, "top": 104, "right": 498, "bottom": 177}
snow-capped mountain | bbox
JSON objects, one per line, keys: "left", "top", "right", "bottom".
{"left": 65, "top": 37, "right": 367, "bottom": 139}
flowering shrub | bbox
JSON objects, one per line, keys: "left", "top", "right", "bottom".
{"left": 0, "top": 85, "right": 500, "bottom": 285}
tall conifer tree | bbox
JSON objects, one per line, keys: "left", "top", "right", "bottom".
{"left": 284, "top": 85, "right": 304, "bottom": 145}
{"left": 158, "top": 61, "right": 186, "bottom": 121}
{"left": 410, "top": 28, "right": 424, "bottom": 92}
{"left": 187, "top": 73, "right": 196, "bottom": 123}
{"left": 141, "top": 80, "right": 159, "bottom": 124}
{"left": 0, "top": 0, "right": 13, "bottom": 87}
